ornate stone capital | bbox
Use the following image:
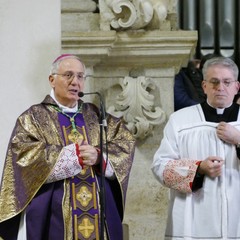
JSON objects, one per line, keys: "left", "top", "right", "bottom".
{"left": 108, "top": 76, "right": 166, "bottom": 139}
{"left": 62, "top": 30, "right": 197, "bottom": 139}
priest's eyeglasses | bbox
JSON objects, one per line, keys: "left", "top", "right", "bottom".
{"left": 52, "top": 71, "right": 86, "bottom": 82}
{"left": 206, "top": 79, "right": 237, "bottom": 87}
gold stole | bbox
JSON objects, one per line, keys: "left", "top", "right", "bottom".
{"left": 62, "top": 123, "right": 100, "bottom": 240}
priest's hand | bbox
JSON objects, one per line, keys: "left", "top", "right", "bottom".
{"left": 216, "top": 121, "right": 240, "bottom": 145}
{"left": 198, "top": 156, "right": 224, "bottom": 178}
{"left": 78, "top": 141, "right": 99, "bottom": 166}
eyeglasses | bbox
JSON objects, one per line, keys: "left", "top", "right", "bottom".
{"left": 206, "top": 79, "right": 237, "bottom": 87}
{"left": 52, "top": 71, "right": 86, "bottom": 82}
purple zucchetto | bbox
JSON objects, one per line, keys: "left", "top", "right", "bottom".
{"left": 52, "top": 54, "right": 74, "bottom": 63}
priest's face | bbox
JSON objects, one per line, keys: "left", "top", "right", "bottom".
{"left": 49, "top": 58, "right": 85, "bottom": 108}
{"left": 202, "top": 65, "right": 240, "bottom": 108}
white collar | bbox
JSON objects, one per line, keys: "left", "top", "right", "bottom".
{"left": 216, "top": 108, "right": 225, "bottom": 114}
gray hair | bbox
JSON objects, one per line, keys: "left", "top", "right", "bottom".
{"left": 50, "top": 55, "right": 86, "bottom": 75}
{"left": 202, "top": 57, "right": 239, "bottom": 80}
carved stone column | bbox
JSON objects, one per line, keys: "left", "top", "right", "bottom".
{"left": 61, "top": 0, "right": 198, "bottom": 239}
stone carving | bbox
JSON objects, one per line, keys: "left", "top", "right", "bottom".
{"left": 101, "top": 0, "right": 177, "bottom": 30}
{"left": 107, "top": 76, "right": 166, "bottom": 139}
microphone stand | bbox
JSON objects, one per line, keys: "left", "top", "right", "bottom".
{"left": 79, "top": 91, "right": 108, "bottom": 240}
{"left": 98, "top": 95, "right": 108, "bottom": 240}
{"left": 99, "top": 111, "right": 105, "bottom": 240}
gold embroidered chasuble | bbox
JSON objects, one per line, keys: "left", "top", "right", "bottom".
{"left": 0, "top": 95, "right": 135, "bottom": 240}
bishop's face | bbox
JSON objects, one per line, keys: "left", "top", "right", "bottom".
{"left": 49, "top": 58, "right": 85, "bottom": 108}
{"left": 202, "top": 65, "right": 240, "bottom": 108}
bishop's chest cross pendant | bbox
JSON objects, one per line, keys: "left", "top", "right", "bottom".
{"left": 68, "top": 117, "right": 84, "bottom": 143}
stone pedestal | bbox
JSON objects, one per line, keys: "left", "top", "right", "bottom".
{"left": 61, "top": 1, "right": 198, "bottom": 239}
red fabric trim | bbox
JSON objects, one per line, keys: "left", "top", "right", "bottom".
{"left": 190, "top": 160, "right": 203, "bottom": 190}
{"left": 75, "top": 144, "right": 84, "bottom": 168}
{"left": 196, "top": 161, "right": 202, "bottom": 166}
{"left": 94, "top": 148, "right": 106, "bottom": 174}
{"left": 97, "top": 148, "right": 106, "bottom": 169}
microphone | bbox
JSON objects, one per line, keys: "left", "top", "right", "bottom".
{"left": 78, "top": 91, "right": 107, "bottom": 128}
{"left": 78, "top": 92, "right": 84, "bottom": 98}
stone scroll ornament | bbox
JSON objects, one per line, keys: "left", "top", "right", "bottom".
{"left": 102, "top": 0, "right": 176, "bottom": 30}
{"left": 107, "top": 76, "right": 166, "bottom": 139}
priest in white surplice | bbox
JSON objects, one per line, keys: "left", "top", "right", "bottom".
{"left": 152, "top": 57, "right": 240, "bottom": 240}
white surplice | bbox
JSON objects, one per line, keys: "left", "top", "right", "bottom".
{"left": 152, "top": 104, "right": 240, "bottom": 240}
